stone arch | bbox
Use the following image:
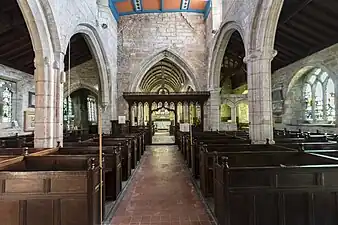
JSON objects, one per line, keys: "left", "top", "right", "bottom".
{"left": 64, "top": 82, "right": 99, "bottom": 98}
{"left": 284, "top": 64, "right": 337, "bottom": 124}
{"left": 17, "top": 0, "right": 61, "bottom": 60}
{"left": 286, "top": 63, "right": 337, "bottom": 97}
{"left": 208, "top": 21, "right": 246, "bottom": 90}
{"left": 66, "top": 24, "right": 110, "bottom": 107}
{"left": 249, "top": 0, "right": 284, "bottom": 53}
{"left": 130, "top": 49, "right": 200, "bottom": 92}
{"left": 235, "top": 98, "right": 249, "bottom": 107}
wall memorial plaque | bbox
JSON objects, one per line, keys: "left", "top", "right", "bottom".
{"left": 24, "top": 110, "right": 35, "bottom": 131}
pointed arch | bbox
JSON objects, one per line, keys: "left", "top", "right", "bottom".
{"left": 64, "top": 82, "right": 99, "bottom": 98}
{"left": 208, "top": 21, "right": 246, "bottom": 90}
{"left": 68, "top": 24, "right": 110, "bottom": 107}
{"left": 249, "top": 0, "right": 284, "bottom": 52}
{"left": 17, "top": 0, "right": 61, "bottom": 59}
{"left": 130, "top": 49, "right": 200, "bottom": 92}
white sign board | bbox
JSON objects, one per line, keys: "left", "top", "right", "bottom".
{"left": 118, "top": 116, "right": 126, "bottom": 124}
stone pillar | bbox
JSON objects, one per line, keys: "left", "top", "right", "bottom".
{"left": 209, "top": 88, "right": 221, "bottom": 131}
{"left": 53, "top": 53, "right": 64, "bottom": 146}
{"left": 231, "top": 105, "right": 237, "bottom": 123}
{"left": 34, "top": 55, "right": 55, "bottom": 148}
{"left": 244, "top": 49, "right": 277, "bottom": 144}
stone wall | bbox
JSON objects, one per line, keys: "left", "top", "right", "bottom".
{"left": 272, "top": 43, "right": 338, "bottom": 133}
{"left": 0, "top": 64, "right": 34, "bottom": 137}
{"left": 117, "top": 13, "right": 207, "bottom": 117}
{"left": 0, "top": 58, "right": 111, "bottom": 137}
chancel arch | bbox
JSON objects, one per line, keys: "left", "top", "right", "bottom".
{"left": 130, "top": 49, "right": 200, "bottom": 92}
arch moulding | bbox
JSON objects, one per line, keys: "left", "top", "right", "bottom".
{"left": 130, "top": 48, "right": 201, "bottom": 92}
{"left": 208, "top": 21, "right": 246, "bottom": 90}
{"left": 67, "top": 24, "right": 110, "bottom": 107}
{"left": 64, "top": 82, "right": 99, "bottom": 98}
{"left": 249, "top": 0, "right": 284, "bottom": 54}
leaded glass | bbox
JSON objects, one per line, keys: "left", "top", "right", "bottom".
{"left": 0, "top": 79, "right": 14, "bottom": 123}
{"left": 303, "top": 83, "right": 312, "bottom": 120}
{"left": 87, "top": 96, "right": 97, "bottom": 123}
{"left": 302, "top": 68, "right": 335, "bottom": 123}
{"left": 326, "top": 78, "right": 335, "bottom": 122}
{"left": 314, "top": 82, "right": 323, "bottom": 120}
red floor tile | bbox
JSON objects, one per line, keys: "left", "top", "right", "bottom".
{"left": 111, "top": 146, "right": 215, "bottom": 225}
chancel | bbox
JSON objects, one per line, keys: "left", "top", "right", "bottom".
{"left": 1, "top": 0, "right": 338, "bottom": 224}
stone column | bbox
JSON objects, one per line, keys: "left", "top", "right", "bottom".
{"left": 244, "top": 49, "right": 277, "bottom": 144}
{"left": 34, "top": 55, "right": 55, "bottom": 148}
{"left": 53, "top": 53, "right": 65, "bottom": 146}
{"left": 209, "top": 88, "right": 221, "bottom": 131}
{"left": 231, "top": 105, "right": 237, "bottom": 123}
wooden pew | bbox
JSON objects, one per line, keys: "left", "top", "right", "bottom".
{"left": 53, "top": 146, "right": 122, "bottom": 201}
{"left": 190, "top": 137, "right": 250, "bottom": 179}
{"left": 0, "top": 133, "right": 34, "bottom": 148}
{"left": 213, "top": 152, "right": 338, "bottom": 225}
{"left": 0, "top": 155, "right": 102, "bottom": 225}
{"left": 63, "top": 139, "right": 132, "bottom": 181}
{"left": 199, "top": 144, "right": 296, "bottom": 197}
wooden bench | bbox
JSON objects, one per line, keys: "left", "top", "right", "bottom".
{"left": 199, "top": 144, "right": 296, "bottom": 197}
{"left": 213, "top": 152, "right": 338, "bottom": 225}
{"left": 55, "top": 146, "right": 122, "bottom": 201}
{"left": 63, "top": 138, "right": 132, "bottom": 181}
{"left": 0, "top": 155, "right": 102, "bottom": 225}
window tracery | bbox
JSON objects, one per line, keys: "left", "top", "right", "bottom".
{"left": 302, "top": 68, "right": 335, "bottom": 123}
{"left": 0, "top": 79, "right": 14, "bottom": 123}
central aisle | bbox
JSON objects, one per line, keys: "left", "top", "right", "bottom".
{"left": 111, "top": 145, "right": 216, "bottom": 225}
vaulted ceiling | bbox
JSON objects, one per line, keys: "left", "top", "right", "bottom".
{"left": 139, "top": 59, "right": 187, "bottom": 92}
{"left": 0, "top": 0, "right": 94, "bottom": 75}
{"left": 110, "top": 0, "right": 211, "bottom": 20}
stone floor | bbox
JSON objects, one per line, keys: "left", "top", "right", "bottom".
{"left": 152, "top": 132, "right": 175, "bottom": 144}
{"left": 111, "top": 145, "right": 216, "bottom": 225}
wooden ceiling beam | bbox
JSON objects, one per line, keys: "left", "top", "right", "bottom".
{"left": 279, "top": 0, "right": 313, "bottom": 24}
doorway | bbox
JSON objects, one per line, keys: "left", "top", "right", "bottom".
{"left": 151, "top": 103, "right": 175, "bottom": 144}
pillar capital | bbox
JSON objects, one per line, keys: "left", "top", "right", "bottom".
{"left": 208, "top": 87, "right": 222, "bottom": 94}
{"left": 243, "top": 49, "right": 278, "bottom": 63}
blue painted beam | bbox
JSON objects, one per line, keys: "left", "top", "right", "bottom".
{"left": 160, "top": 0, "right": 164, "bottom": 12}
{"left": 109, "top": 0, "right": 120, "bottom": 21}
{"left": 119, "top": 8, "right": 205, "bottom": 16}
{"left": 203, "top": 0, "right": 211, "bottom": 20}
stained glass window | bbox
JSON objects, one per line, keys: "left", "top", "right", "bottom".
{"left": 0, "top": 79, "right": 14, "bottom": 123}
{"left": 326, "top": 78, "right": 335, "bottom": 122}
{"left": 302, "top": 68, "right": 335, "bottom": 123}
{"left": 87, "top": 96, "right": 97, "bottom": 123}
{"left": 303, "top": 83, "right": 312, "bottom": 120}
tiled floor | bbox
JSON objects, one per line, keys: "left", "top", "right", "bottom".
{"left": 111, "top": 145, "right": 216, "bottom": 225}
{"left": 152, "top": 132, "right": 175, "bottom": 144}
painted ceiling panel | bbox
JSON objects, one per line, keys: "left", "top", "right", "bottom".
{"left": 110, "top": 0, "right": 211, "bottom": 20}
{"left": 115, "top": 0, "right": 134, "bottom": 13}
{"left": 163, "top": 0, "right": 181, "bottom": 10}
{"left": 143, "top": 0, "right": 161, "bottom": 10}
{"left": 189, "top": 0, "right": 207, "bottom": 10}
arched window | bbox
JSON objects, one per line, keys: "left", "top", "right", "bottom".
{"left": 0, "top": 79, "right": 14, "bottom": 123}
{"left": 302, "top": 68, "right": 335, "bottom": 123}
{"left": 87, "top": 96, "right": 97, "bottom": 123}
